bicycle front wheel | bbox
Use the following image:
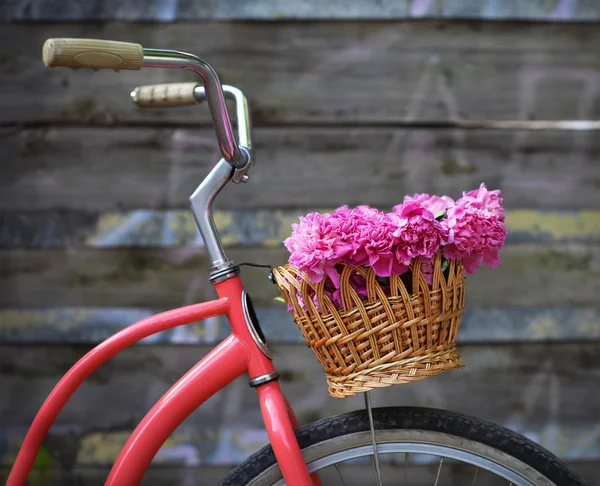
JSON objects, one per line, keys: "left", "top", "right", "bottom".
{"left": 221, "top": 407, "right": 586, "bottom": 486}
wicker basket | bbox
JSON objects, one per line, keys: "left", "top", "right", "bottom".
{"left": 272, "top": 251, "right": 465, "bottom": 398}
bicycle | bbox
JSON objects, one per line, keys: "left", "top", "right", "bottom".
{"left": 7, "top": 38, "right": 587, "bottom": 486}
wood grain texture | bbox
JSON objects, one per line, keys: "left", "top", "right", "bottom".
{"left": 1, "top": 463, "right": 597, "bottom": 486}
{"left": 4, "top": 208, "right": 600, "bottom": 249}
{"left": 2, "top": 306, "right": 599, "bottom": 345}
{"left": 2, "top": 343, "right": 600, "bottom": 468}
{"left": 2, "top": 0, "right": 600, "bottom": 22}
{"left": 2, "top": 209, "right": 599, "bottom": 249}
{"left": 0, "top": 466, "right": 234, "bottom": 486}
{"left": 0, "top": 244, "right": 598, "bottom": 308}
{"left": 3, "top": 22, "right": 600, "bottom": 124}
{"left": 3, "top": 127, "right": 600, "bottom": 211}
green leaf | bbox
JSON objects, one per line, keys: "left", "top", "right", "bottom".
{"left": 434, "top": 209, "right": 447, "bottom": 220}
{"left": 441, "top": 259, "right": 449, "bottom": 273}
{"left": 273, "top": 296, "right": 285, "bottom": 303}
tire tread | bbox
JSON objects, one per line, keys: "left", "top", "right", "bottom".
{"left": 220, "top": 407, "right": 587, "bottom": 486}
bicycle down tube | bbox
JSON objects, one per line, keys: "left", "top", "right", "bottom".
{"left": 7, "top": 38, "right": 314, "bottom": 486}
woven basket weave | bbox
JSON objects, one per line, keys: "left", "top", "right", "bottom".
{"left": 272, "top": 251, "right": 465, "bottom": 398}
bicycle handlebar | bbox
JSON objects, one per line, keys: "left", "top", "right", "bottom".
{"left": 42, "top": 38, "right": 247, "bottom": 168}
{"left": 131, "top": 83, "right": 253, "bottom": 155}
{"left": 131, "top": 82, "right": 198, "bottom": 106}
{"left": 43, "top": 38, "right": 253, "bottom": 277}
{"left": 42, "top": 38, "right": 144, "bottom": 70}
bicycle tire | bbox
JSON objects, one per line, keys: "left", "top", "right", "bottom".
{"left": 220, "top": 407, "right": 587, "bottom": 486}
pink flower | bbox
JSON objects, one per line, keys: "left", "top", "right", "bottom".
{"left": 340, "top": 205, "right": 380, "bottom": 267}
{"left": 293, "top": 272, "right": 368, "bottom": 312}
{"left": 327, "top": 272, "right": 369, "bottom": 310}
{"left": 327, "top": 206, "right": 365, "bottom": 262}
{"left": 293, "top": 287, "right": 321, "bottom": 313}
{"left": 418, "top": 258, "right": 434, "bottom": 286}
{"left": 284, "top": 212, "right": 343, "bottom": 283}
{"left": 458, "top": 183, "right": 504, "bottom": 221}
{"left": 329, "top": 205, "right": 406, "bottom": 278}
{"left": 389, "top": 200, "right": 448, "bottom": 266}
{"left": 442, "top": 204, "right": 506, "bottom": 274}
{"left": 363, "top": 211, "right": 408, "bottom": 278}
{"left": 397, "top": 193, "right": 455, "bottom": 215}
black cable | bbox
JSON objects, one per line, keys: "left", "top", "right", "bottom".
{"left": 238, "top": 262, "right": 277, "bottom": 284}
{"left": 238, "top": 262, "right": 273, "bottom": 270}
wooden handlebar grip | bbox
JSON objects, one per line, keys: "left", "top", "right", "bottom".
{"left": 131, "top": 83, "right": 199, "bottom": 107}
{"left": 43, "top": 38, "right": 143, "bottom": 70}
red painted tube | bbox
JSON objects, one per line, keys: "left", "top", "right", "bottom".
{"left": 11, "top": 274, "right": 315, "bottom": 485}
{"left": 284, "top": 394, "right": 323, "bottom": 486}
{"left": 7, "top": 299, "right": 230, "bottom": 486}
{"left": 216, "top": 276, "right": 314, "bottom": 486}
{"left": 105, "top": 334, "right": 247, "bottom": 485}
{"left": 257, "top": 382, "right": 313, "bottom": 486}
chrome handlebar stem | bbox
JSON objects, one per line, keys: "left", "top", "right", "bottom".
{"left": 189, "top": 159, "right": 236, "bottom": 275}
{"left": 142, "top": 48, "right": 248, "bottom": 168}
{"left": 187, "top": 85, "right": 254, "bottom": 276}
{"left": 192, "top": 85, "right": 253, "bottom": 155}
{"left": 192, "top": 85, "right": 254, "bottom": 184}
{"left": 137, "top": 49, "right": 254, "bottom": 280}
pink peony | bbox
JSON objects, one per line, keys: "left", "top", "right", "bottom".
{"left": 329, "top": 205, "right": 406, "bottom": 278}
{"left": 442, "top": 204, "right": 506, "bottom": 274}
{"left": 328, "top": 272, "right": 369, "bottom": 310}
{"left": 458, "top": 183, "right": 504, "bottom": 221}
{"left": 418, "top": 258, "right": 434, "bottom": 286}
{"left": 397, "top": 193, "right": 455, "bottom": 215}
{"left": 363, "top": 211, "right": 408, "bottom": 278}
{"left": 389, "top": 200, "right": 449, "bottom": 267}
{"left": 340, "top": 205, "right": 380, "bottom": 267}
{"left": 327, "top": 206, "right": 366, "bottom": 263}
{"left": 284, "top": 212, "right": 343, "bottom": 283}
{"left": 293, "top": 272, "right": 368, "bottom": 312}
{"left": 284, "top": 185, "right": 505, "bottom": 290}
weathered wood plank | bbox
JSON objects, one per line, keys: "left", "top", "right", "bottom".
{"left": 3, "top": 127, "right": 600, "bottom": 211}
{"left": 3, "top": 0, "right": 600, "bottom": 21}
{"left": 2, "top": 463, "right": 598, "bottom": 486}
{"left": 0, "top": 465, "right": 236, "bottom": 486}
{"left": 442, "top": 1, "right": 600, "bottom": 22}
{"left": 1, "top": 244, "right": 597, "bottom": 308}
{"left": 2, "top": 307, "right": 600, "bottom": 345}
{"left": 2, "top": 209, "right": 599, "bottom": 249}
{"left": 1, "top": 463, "right": 598, "bottom": 486}
{"left": 2, "top": 343, "right": 600, "bottom": 469}
{"left": 2, "top": 22, "right": 600, "bottom": 124}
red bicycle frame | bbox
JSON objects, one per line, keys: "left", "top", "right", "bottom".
{"left": 10, "top": 38, "right": 321, "bottom": 486}
{"left": 8, "top": 275, "right": 317, "bottom": 485}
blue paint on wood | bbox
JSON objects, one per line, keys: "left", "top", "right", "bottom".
{"left": 1, "top": 307, "right": 598, "bottom": 344}
{"left": 1, "top": 210, "right": 598, "bottom": 249}
{"left": 2, "top": 0, "right": 600, "bottom": 21}
{"left": 1, "top": 422, "right": 598, "bottom": 467}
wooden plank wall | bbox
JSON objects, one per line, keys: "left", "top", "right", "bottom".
{"left": 1, "top": 4, "right": 600, "bottom": 485}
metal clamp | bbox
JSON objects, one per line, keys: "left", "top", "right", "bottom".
{"left": 209, "top": 263, "right": 240, "bottom": 284}
{"left": 248, "top": 371, "right": 280, "bottom": 388}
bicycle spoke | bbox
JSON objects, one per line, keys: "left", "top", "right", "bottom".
{"left": 404, "top": 452, "right": 409, "bottom": 486}
{"left": 364, "top": 391, "right": 383, "bottom": 486}
{"left": 434, "top": 457, "right": 444, "bottom": 486}
{"left": 471, "top": 466, "right": 479, "bottom": 485}
{"left": 334, "top": 464, "right": 347, "bottom": 486}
